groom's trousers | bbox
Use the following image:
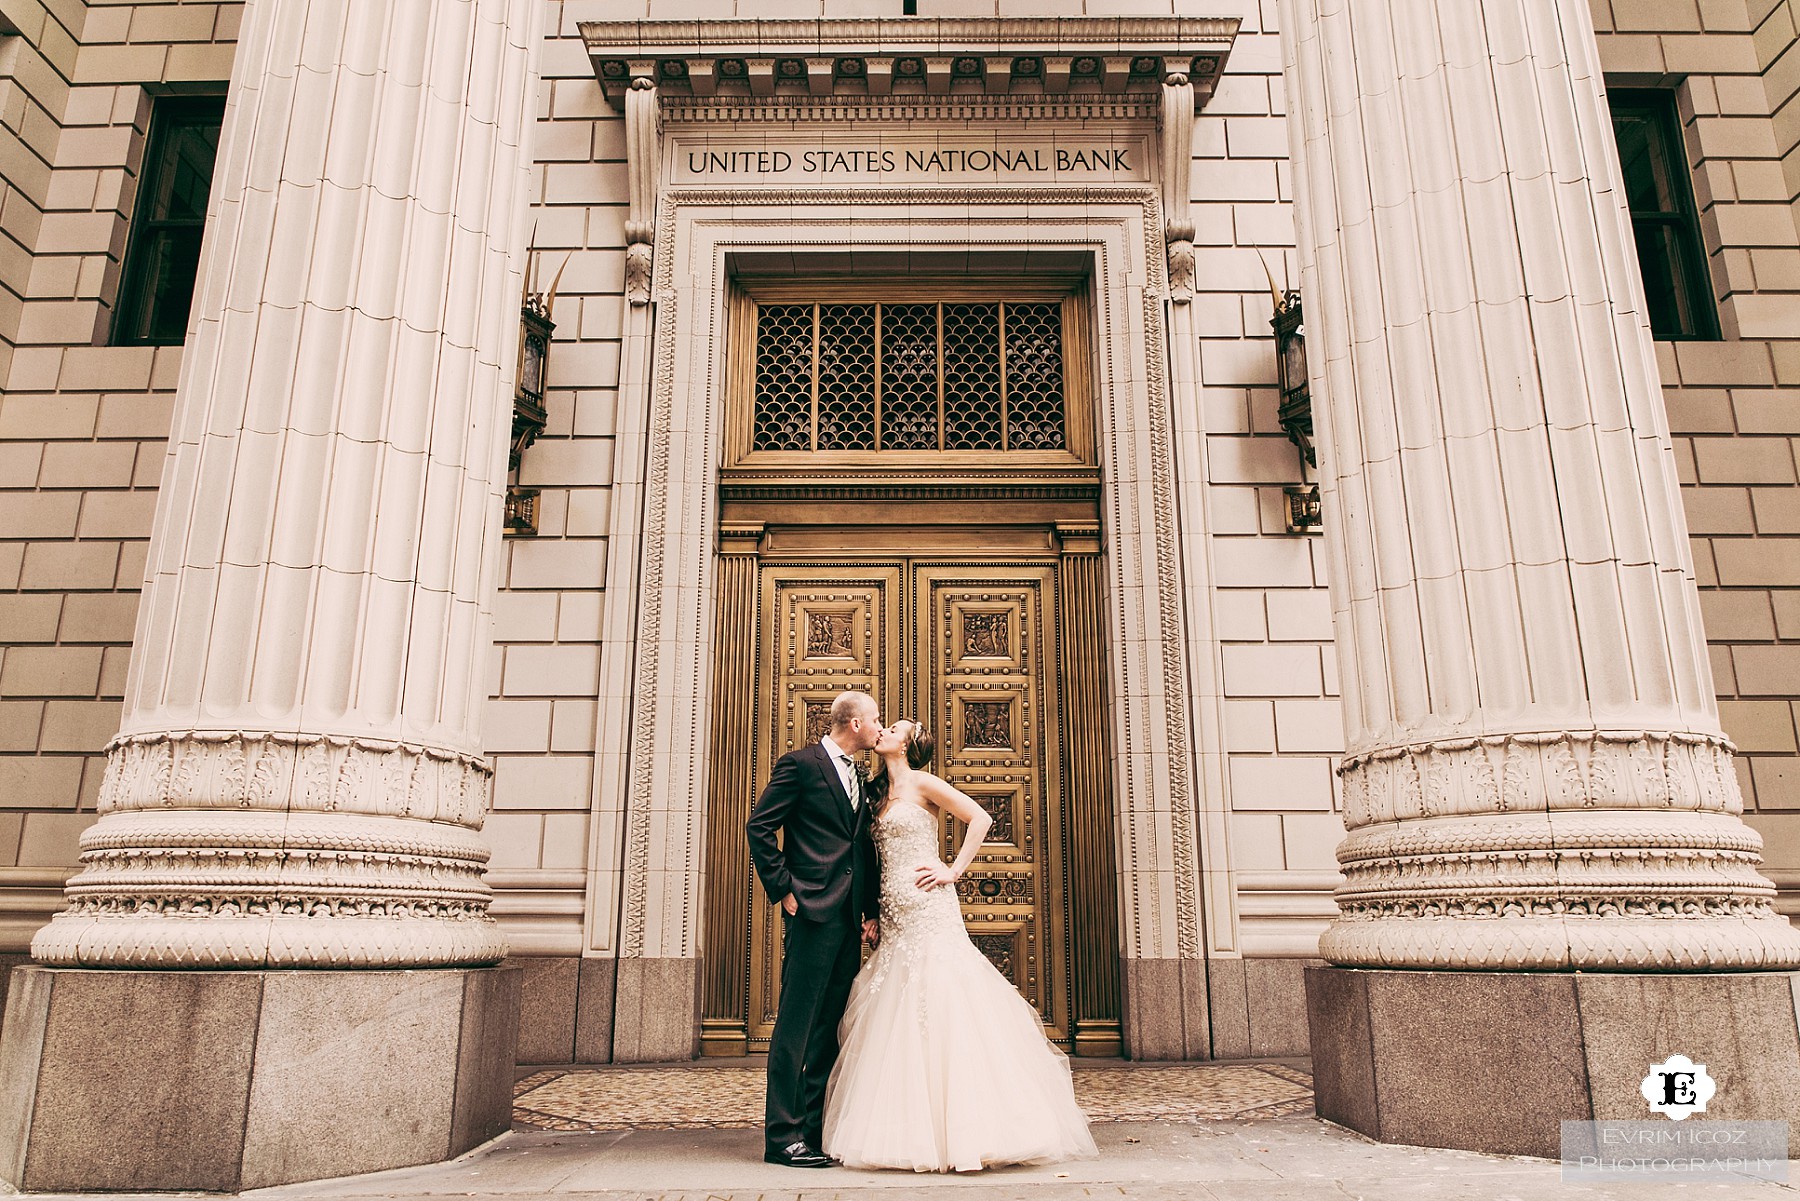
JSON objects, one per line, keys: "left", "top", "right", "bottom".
{"left": 765, "top": 905, "right": 862, "bottom": 1151}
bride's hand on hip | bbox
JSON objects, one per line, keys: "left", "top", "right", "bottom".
{"left": 914, "top": 863, "right": 957, "bottom": 891}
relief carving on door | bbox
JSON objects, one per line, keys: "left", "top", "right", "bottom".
{"left": 921, "top": 567, "right": 1065, "bottom": 1037}
{"left": 703, "top": 559, "right": 1079, "bottom": 1052}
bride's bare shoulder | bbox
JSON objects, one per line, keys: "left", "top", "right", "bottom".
{"left": 914, "top": 770, "right": 952, "bottom": 796}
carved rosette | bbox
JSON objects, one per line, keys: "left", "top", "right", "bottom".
{"left": 31, "top": 732, "right": 504, "bottom": 968}
{"left": 1326, "top": 732, "right": 1800, "bottom": 970}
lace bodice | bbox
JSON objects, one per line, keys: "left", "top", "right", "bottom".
{"left": 866, "top": 802, "right": 967, "bottom": 991}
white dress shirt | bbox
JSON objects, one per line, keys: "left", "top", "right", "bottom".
{"left": 819, "top": 734, "right": 860, "bottom": 810}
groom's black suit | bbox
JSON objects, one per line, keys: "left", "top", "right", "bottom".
{"left": 746, "top": 740, "right": 880, "bottom": 1153}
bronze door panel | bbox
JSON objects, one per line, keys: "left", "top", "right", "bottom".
{"left": 916, "top": 564, "right": 1067, "bottom": 1041}
{"left": 744, "top": 566, "right": 903, "bottom": 1049}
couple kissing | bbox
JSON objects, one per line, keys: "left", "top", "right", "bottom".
{"left": 745, "top": 690, "right": 1096, "bottom": 1172}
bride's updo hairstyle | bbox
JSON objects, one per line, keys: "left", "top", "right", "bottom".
{"left": 867, "top": 720, "right": 935, "bottom": 810}
{"left": 902, "top": 721, "right": 936, "bottom": 770}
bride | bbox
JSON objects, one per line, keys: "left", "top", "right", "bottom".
{"left": 820, "top": 719, "right": 1098, "bottom": 1172}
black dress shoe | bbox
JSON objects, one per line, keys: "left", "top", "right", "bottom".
{"left": 764, "top": 1140, "right": 833, "bottom": 1168}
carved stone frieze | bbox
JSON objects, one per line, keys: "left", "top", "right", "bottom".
{"left": 31, "top": 807, "right": 504, "bottom": 968}
{"left": 1326, "top": 740, "right": 1800, "bottom": 970}
{"left": 1338, "top": 729, "right": 1741, "bottom": 825}
{"left": 95, "top": 730, "right": 492, "bottom": 825}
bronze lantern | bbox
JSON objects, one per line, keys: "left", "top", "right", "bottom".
{"left": 506, "top": 253, "right": 567, "bottom": 536}
{"left": 1271, "top": 287, "right": 1321, "bottom": 534}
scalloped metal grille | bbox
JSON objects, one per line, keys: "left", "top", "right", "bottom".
{"left": 943, "top": 303, "right": 1002, "bottom": 450}
{"left": 1004, "top": 302, "right": 1067, "bottom": 450}
{"left": 880, "top": 303, "right": 938, "bottom": 450}
{"left": 752, "top": 304, "right": 814, "bottom": 450}
{"left": 752, "top": 301, "right": 1066, "bottom": 453}
{"left": 818, "top": 303, "right": 876, "bottom": 450}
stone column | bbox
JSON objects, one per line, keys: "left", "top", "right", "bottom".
{"left": 1279, "top": 0, "right": 1800, "bottom": 974}
{"left": 31, "top": 0, "right": 540, "bottom": 969}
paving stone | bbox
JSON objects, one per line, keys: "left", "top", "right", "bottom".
{"left": 511, "top": 1062, "right": 1315, "bottom": 1133}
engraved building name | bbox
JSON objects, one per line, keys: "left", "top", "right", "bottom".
{"left": 670, "top": 135, "right": 1150, "bottom": 183}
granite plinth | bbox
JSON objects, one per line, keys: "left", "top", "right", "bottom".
{"left": 0, "top": 965, "right": 520, "bottom": 1191}
{"left": 1305, "top": 966, "right": 1800, "bottom": 1159}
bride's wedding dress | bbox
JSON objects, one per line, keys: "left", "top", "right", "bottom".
{"left": 820, "top": 800, "right": 1097, "bottom": 1172}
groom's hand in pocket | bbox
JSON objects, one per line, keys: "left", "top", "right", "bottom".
{"left": 781, "top": 893, "right": 798, "bottom": 916}
{"left": 862, "top": 917, "right": 880, "bottom": 948}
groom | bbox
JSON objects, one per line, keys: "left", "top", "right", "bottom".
{"left": 746, "top": 690, "right": 883, "bottom": 1168}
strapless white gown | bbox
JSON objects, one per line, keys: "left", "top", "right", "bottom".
{"left": 820, "top": 800, "right": 1097, "bottom": 1172}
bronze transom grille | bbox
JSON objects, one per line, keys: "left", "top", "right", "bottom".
{"left": 752, "top": 301, "right": 1066, "bottom": 453}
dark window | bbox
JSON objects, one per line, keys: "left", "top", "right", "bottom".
{"left": 1608, "top": 89, "right": 1719, "bottom": 340}
{"left": 112, "top": 96, "right": 225, "bottom": 345}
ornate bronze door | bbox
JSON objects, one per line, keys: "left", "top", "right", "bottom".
{"left": 915, "top": 564, "right": 1068, "bottom": 1040}
{"left": 702, "top": 553, "right": 1106, "bottom": 1054}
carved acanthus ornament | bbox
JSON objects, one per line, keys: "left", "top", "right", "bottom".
{"left": 1160, "top": 72, "right": 1196, "bottom": 303}
{"left": 33, "top": 731, "right": 504, "bottom": 967}
{"left": 1324, "top": 729, "right": 1799, "bottom": 969}
{"left": 624, "top": 76, "right": 660, "bottom": 306}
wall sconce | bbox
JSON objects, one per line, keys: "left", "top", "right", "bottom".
{"left": 1271, "top": 286, "right": 1322, "bottom": 535}
{"left": 507, "top": 252, "right": 567, "bottom": 537}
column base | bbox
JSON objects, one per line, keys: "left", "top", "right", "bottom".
{"left": 1305, "top": 966, "right": 1800, "bottom": 1159}
{"left": 0, "top": 964, "right": 520, "bottom": 1191}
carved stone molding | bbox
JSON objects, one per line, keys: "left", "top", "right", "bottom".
{"left": 31, "top": 734, "right": 502, "bottom": 968}
{"left": 32, "top": 807, "right": 503, "bottom": 968}
{"left": 611, "top": 187, "right": 1200, "bottom": 968}
{"left": 1327, "top": 736, "right": 1800, "bottom": 970}
{"left": 718, "top": 471, "right": 1101, "bottom": 504}
{"left": 624, "top": 77, "right": 659, "bottom": 306}
{"left": 582, "top": 18, "right": 1241, "bottom": 110}
{"left": 1339, "top": 729, "right": 1742, "bottom": 825}
{"left": 96, "top": 729, "right": 492, "bottom": 825}
{"left": 1141, "top": 292, "right": 1200, "bottom": 957}
{"left": 659, "top": 96, "right": 1165, "bottom": 124}
{"left": 618, "top": 225, "right": 682, "bottom": 957}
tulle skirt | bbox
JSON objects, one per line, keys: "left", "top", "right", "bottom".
{"left": 820, "top": 925, "right": 1099, "bottom": 1172}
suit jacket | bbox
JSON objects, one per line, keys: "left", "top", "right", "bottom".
{"left": 746, "top": 742, "right": 880, "bottom": 924}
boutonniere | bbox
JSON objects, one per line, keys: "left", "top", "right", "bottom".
{"left": 854, "top": 761, "right": 871, "bottom": 784}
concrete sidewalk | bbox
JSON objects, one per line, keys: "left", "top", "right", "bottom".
{"left": 26, "top": 1116, "right": 1791, "bottom": 1201}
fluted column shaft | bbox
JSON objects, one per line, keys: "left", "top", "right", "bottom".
{"left": 33, "top": 0, "right": 541, "bottom": 968}
{"left": 1278, "top": 0, "right": 1800, "bottom": 969}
